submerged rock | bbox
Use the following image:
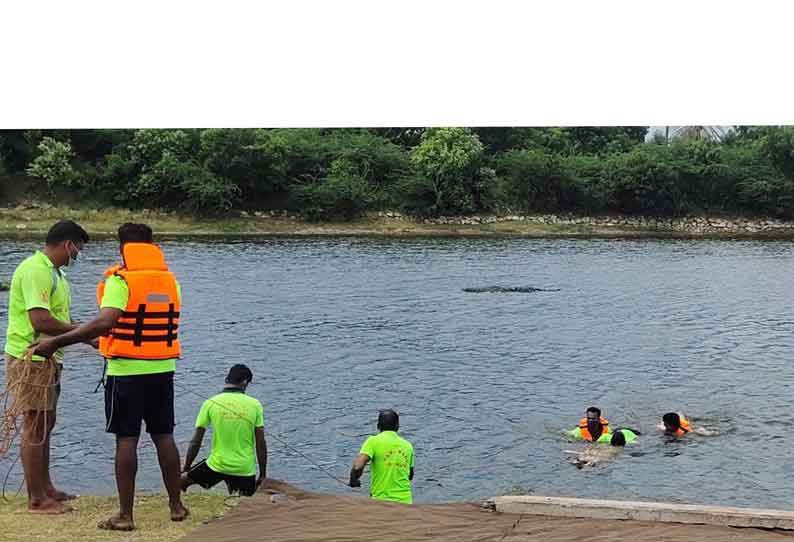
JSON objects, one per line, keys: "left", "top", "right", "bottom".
{"left": 462, "top": 286, "right": 560, "bottom": 293}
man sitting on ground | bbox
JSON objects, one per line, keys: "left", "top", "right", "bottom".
{"left": 181, "top": 364, "right": 267, "bottom": 496}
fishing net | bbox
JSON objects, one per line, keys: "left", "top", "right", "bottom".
{"left": 0, "top": 348, "right": 59, "bottom": 458}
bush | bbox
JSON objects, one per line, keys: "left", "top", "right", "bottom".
{"left": 408, "top": 127, "right": 487, "bottom": 215}
{"left": 26, "top": 137, "right": 78, "bottom": 192}
{"left": 600, "top": 147, "right": 686, "bottom": 215}
{"left": 496, "top": 150, "right": 581, "bottom": 212}
{"left": 180, "top": 168, "right": 241, "bottom": 216}
{"left": 200, "top": 129, "right": 289, "bottom": 205}
{"left": 298, "top": 158, "right": 375, "bottom": 220}
{"left": 562, "top": 154, "right": 608, "bottom": 213}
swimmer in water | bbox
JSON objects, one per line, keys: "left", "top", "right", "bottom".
{"left": 568, "top": 428, "right": 640, "bottom": 468}
{"left": 658, "top": 412, "right": 716, "bottom": 436}
{"left": 661, "top": 412, "right": 692, "bottom": 437}
{"left": 568, "top": 407, "right": 610, "bottom": 442}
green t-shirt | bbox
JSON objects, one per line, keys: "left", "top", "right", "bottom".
{"left": 195, "top": 390, "right": 264, "bottom": 477}
{"left": 100, "top": 274, "right": 180, "bottom": 376}
{"left": 359, "top": 431, "right": 414, "bottom": 504}
{"left": 4, "top": 251, "right": 71, "bottom": 362}
{"left": 595, "top": 428, "right": 638, "bottom": 444}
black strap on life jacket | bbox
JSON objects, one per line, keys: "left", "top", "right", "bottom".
{"left": 114, "top": 303, "right": 180, "bottom": 346}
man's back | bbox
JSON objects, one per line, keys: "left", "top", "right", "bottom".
{"left": 360, "top": 431, "right": 414, "bottom": 503}
{"left": 196, "top": 390, "right": 264, "bottom": 477}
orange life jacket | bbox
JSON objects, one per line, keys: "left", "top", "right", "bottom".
{"left": 577, "top": 417, "right": 610, "bottom": 441}
{"left": 673, "top": 416, "right": 692, "bottom": 437}
{"left": 96, "top": 243, "right": 181, "bottom": 360}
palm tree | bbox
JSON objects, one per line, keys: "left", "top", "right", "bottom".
{"left": 665, "top": 126, "right": 731, "bottom": 142}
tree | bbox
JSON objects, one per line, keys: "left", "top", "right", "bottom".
{"left": 199, "top": 128, "right": 289, "bottom": 205}
{"left": 563, "top": 127, "right": 647, "bottom": 154}
{"left": 408, "top": 128, "right": 487, "bottom": 215}
{"left": 369, "top": 128, "right": 425, "bottom": 149}
{"left": 761, "top": 126, "right": 794, "bottom": 179}
{"left": 26, "top": 137, "right": 77, "bottom": 191}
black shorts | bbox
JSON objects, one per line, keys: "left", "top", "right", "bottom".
{"left": 105, "top": 371, "right": 175, "bottom": 437}
{"left": 186, "top": 460, "right": 257, "bottom": 496}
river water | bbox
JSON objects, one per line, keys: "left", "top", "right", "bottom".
{"left": 1, "top": 236, "right": 793, "bottom": 507}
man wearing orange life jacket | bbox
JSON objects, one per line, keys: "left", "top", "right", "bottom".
{"left": 33, "top": 223, "right": 188, "bottom": 532}
{"left": 662, "top": 412, "right": 692, "bottom": 437}
{"left": 568, "top": 406, "right": 610, "bottom": 442}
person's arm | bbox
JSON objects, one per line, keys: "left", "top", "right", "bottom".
{"left": 28, "top": 308, "right": 78, "bottom": 336}
{"left": 183, "top": 427, "right": 206, "bottom": 472}
{"left": 32, "top": 308, "right": 122, "bottom": 358}
{"left": 255, "top": 427, "right": 267, "bottom": 486}
{"left": 21, "top": 268, "right": 78, "bottom": 338}
{"left": 349, "top": 453, "right": 370, "bottom": 488}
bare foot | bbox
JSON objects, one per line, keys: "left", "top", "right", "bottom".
{"left": 170, "top": 503, "right": 190, "bottom": 522}
{"left": 28, "top": 497, "right": 72, "bottom": 514}
{"left": 97, "top": 515, "right": 135, "bottom": 531}
{"left": 46, "top": 488, "right": 77, "bottom": 501}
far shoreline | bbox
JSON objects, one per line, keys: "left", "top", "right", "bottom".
{"left": 4, "top": 204, "right": 794, "bottom": 240}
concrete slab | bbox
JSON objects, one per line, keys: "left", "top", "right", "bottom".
{"left": 486, "top": 496, "right": 794, "bottom": 530}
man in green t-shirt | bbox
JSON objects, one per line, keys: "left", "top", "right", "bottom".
{"left": 349, "top": 409, "right": 414, "bottom": 504}
{"left": 33, "top": 223, "right": 188, "bottom": 531}
{"left": 181, "top": 364, "right": 267, "bottom": 496}
{"left": 3, "top": 219, "right": 89, "bottom": 515}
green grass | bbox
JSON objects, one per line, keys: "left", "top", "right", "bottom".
{"left": 0, "top": 493, "right": 236, "bottom": 542}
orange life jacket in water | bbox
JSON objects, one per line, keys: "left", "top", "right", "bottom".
{"left": 577, "top": 417, "right": 610, "bottom": 441}
{"left": 672, "top": 416, "right": 692, "bottom": 437}
{"left": 96, "top": 243, "right": 181, "bottom": 360}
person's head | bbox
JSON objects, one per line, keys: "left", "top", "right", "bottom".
{"left": 117, "top": 223, "right": 153, "bottom": 254}
{"left": 585, "top": 406, "right": 603, "bottom": 435}
{"left": 610, "top": 431, "right": 626, "bottom": 447}
{"left": 377, "top": 409, "right": 399, "bottom": 432}
{"left": 45, "top": 220, "right": 89, "bottom": 268}
{"left": 225, "top": 364, "right": 253, "bottom": 389}
{"left": 662, "top": 412, "right": 681, "bottom": 433}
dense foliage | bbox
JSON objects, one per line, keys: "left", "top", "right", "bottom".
{"left": 2, "top": 127, "right": 794, "bottom": 219}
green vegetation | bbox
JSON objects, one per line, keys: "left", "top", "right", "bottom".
{"left": 2, "top": 127, "right": 794, "bottom": 220}
{"left": 0, "top": 493, "right": 236, "bottom": 542}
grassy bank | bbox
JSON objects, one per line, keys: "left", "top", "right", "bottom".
{"left": 0, "top": 493, "right": 235, "bottom": 542}
{"left": 2, "top": 204, "right": 793, "bottom": 239}
{"left": 0, "top": 205, "right": 633, "bottom": 238}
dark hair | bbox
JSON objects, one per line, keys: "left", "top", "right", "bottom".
{"left": 377, "top": 409, "right": 399, "bottom": 432}
{"left": 663, "top": 412, "right": 680, "bottom": 428}
{"left": 46, "top": 220, "right": 89, "bottom": 246}
{"left": 611, "top": 431, "right": 626, "bottom": 447}
{"left": 226, "top": 364, "right": 253, "bottom": 385}
{"left": 586, "top": 406, "right": 601, "bottom": 417}
{"left": 118, "top": 223, "right": 153, "bottom": 244}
